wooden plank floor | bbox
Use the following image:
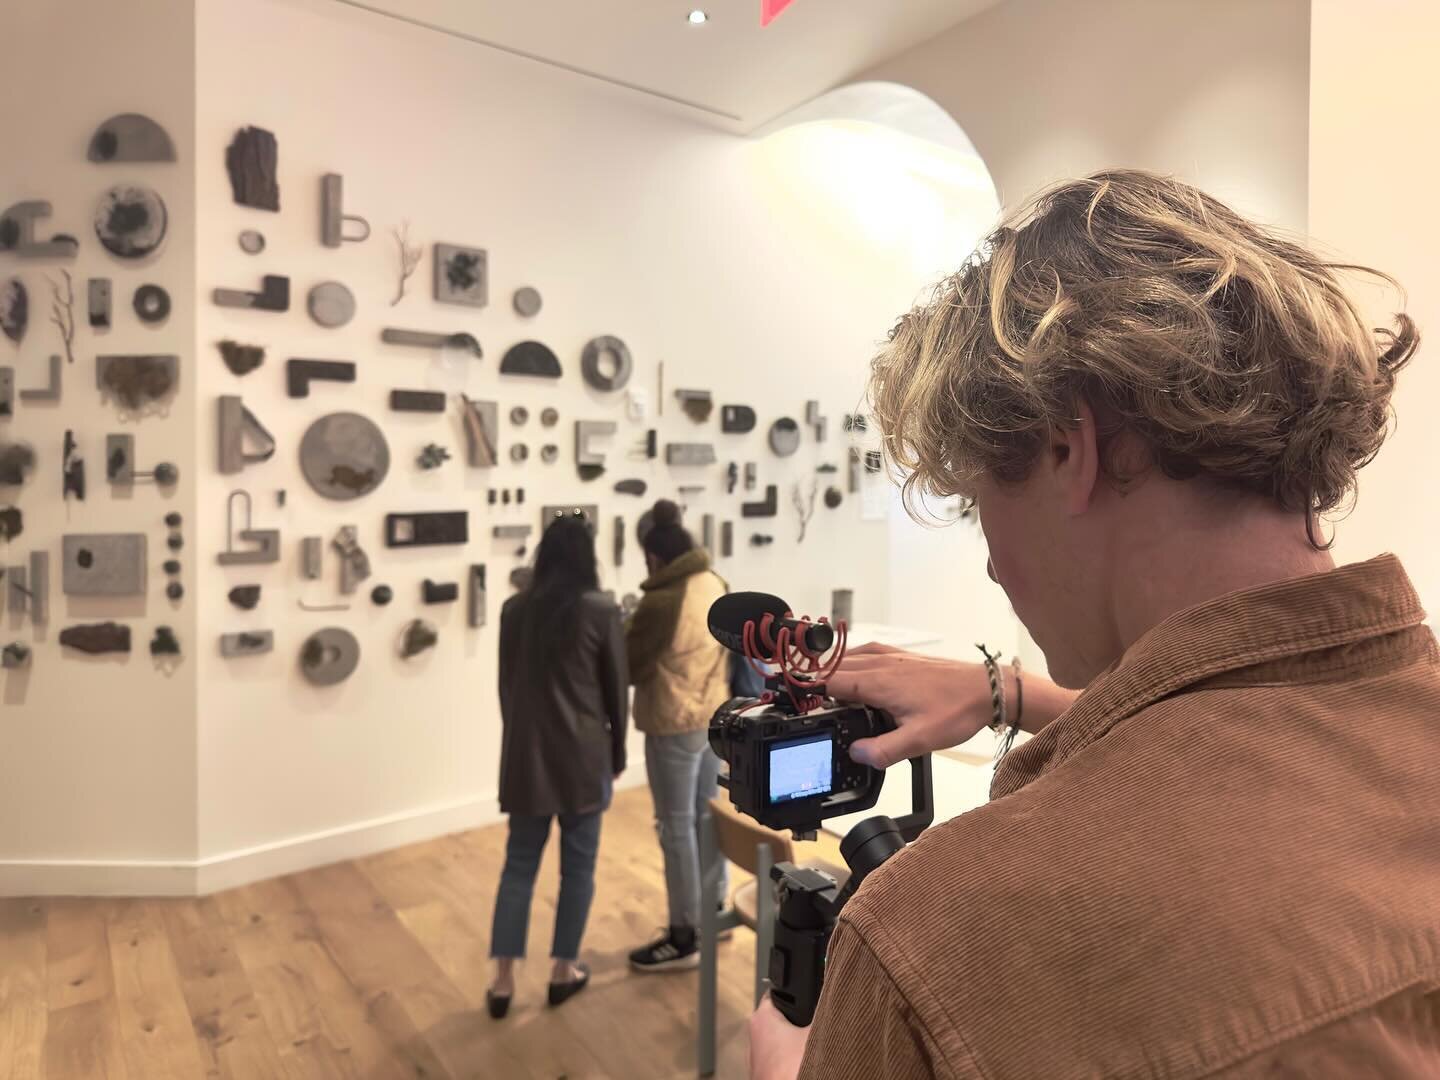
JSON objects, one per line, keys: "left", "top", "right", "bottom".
{"left": 0, "top": 787, "right": 842, "bottom": 1079}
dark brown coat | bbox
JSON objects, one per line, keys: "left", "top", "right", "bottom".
{"left": 497, "top": 589, "right": 628, "bottom": 817}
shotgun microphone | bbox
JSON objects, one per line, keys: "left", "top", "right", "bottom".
{"left": 707, "top": 591, "right": 836, "bottom": 655}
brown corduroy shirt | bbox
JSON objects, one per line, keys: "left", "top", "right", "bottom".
{"left": 799, "top": 555, "right": 1440, "bottom": 1079}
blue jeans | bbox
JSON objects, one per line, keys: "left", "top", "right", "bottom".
{"left": 646, "top": 731, "right": 728, "bottom": 928}
{"left": 490, "top": 810, "right": 602, "bottom": 961}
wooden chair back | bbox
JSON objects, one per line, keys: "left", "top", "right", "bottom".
{"left": 708, "top": 798, "right": 794, "bottom": 875}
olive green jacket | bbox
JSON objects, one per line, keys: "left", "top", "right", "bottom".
{"left": 625, "top": 549, "right": 729, "bottom": 735}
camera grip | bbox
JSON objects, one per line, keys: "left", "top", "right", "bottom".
{"left": 769, "top": 917, "right": 830, "bottom": 1026}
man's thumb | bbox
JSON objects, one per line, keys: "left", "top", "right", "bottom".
{"left": 849, "top": 733, "right": 904, "bottom": 770}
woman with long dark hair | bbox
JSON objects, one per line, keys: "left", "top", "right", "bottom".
{"left": 487, "top": 512, "right": 628, "bottom": 1017}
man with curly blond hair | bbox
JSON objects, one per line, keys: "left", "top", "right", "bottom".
{"left": 749, "top": 171, "right": 1437, "bottom": 1079}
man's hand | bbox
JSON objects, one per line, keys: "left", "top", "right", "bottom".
{"left": 749, "top": 995, "right": 809, "bottom": 1080}
{"left": 829, "top": 643, "right": 1078, "bottom": 767}
{"left": 827, "top": 643, "right": 996, "bottom": 768}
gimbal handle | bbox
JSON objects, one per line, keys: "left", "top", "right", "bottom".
{"left": 893, "top": 752, "right": 935, "bottom": 842}
{"left": 770, "top": 753, "right": 935, "bottom": 1026}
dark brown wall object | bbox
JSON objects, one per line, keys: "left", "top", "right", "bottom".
{"left": 500, "top": 341, "right": 562, "bottom": 378}
{"left": 218, "top": 340, "right": 265, "bottom": 376}
{"left": 287, "top": 359, "right": 355, "bottom": 398}
{"left": 742, "top": 484, "right": 779, "bottom": 518}
{"left": 150, "top": 626, "right": 181, "bottom": 656}
{"left": 389, "top": 389, "right": 446, "bottom": 412}
{"left": 88, "top": 278, "right": 110, "bottom": 329}
{"left": 213, "top": 275, "right": 289, "bottom": 312}
{"left": 422, "top": 579, "right": 458, "bottom": 604}
{"left": 226, "top": 127, "right": 280, "bottom": 211}
{"left": 384, "top": 511, "right": 468, "bottom": 547}
{"left": 229, "top": 584, "right": 261, "bottom": 610}
{"left": 400, "top": 619, "right": 438, "bottom": 658}
{"left": 0, "top": 278, "right": 26, "bottom": 343}
{"left": 0, "top": 443, "right": 35, "bottom": 486}
{"left": 63, "top": 431, "right": 84, "bottom": 501}
{"left": 720, "top": 404, "right": 756, "bottom": 433}
{"left": 60, "top": 621, "right": 131, "bottom": 654}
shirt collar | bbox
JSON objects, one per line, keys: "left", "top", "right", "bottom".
{"left": 991, "top": 554, "right": 1427, "bottom": 799}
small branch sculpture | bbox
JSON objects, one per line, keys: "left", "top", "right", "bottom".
{"left": 390, "top": 222, "right": 422, "bottom": 306}
{"left": 48, "top": 269, "right": 75, "bottom": 364}
{"left": 793, "top": 479, "right": 818, "bottom": 543}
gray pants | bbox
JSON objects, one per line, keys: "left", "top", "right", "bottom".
{"left": 645, "top": 730, "right": 728, "bottom": 929}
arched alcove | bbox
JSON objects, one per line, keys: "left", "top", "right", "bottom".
{"left": 752, "top": 81, "right": 1020, "bottom": 676}
{"left": 750, "top": 81, "right": 1000, "bottom": 286}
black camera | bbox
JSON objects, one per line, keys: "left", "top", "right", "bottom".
{"left": 706, "top": 592, "right": 934, "bottom": 1026}
{"left": 708, "top": 696, "right": 894, "bottom": 837}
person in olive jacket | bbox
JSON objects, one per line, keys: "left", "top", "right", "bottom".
{"left": 487, "top": 513, "right": 628, "bottom": 1018}
{"left": 625, "top": 500, "right": 731, "bottom": 972}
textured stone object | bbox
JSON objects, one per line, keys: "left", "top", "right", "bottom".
{"left": 60, "top": 621, "right": 131, "bottom": 654}
{"left": 226, "top": 127, "right": 280, "bottom": 211}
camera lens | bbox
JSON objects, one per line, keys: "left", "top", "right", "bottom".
{"left": 839, "top": 815, "right": 906, "bottom": 879}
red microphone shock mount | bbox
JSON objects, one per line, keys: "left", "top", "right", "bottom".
{"left": 741, "top": 611, "right": 848, "bottom": 716}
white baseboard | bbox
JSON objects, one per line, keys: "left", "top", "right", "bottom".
{"left": 0, "top": 794, "right": 501, "bottom": 898}
{"left": 0, "top": 860, "right": 199, "bottom": 899}
{"left": 193, "top": 794, "right": 504, "bottom": 896}
{"left": 0, "top": 771, "right": 654, "bottom": 899}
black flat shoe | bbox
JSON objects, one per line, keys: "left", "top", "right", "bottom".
{"left": 547, "top": 964, "right": 590, "bottom": 1007}
{"left": 486, "top": 990, "right": 511, "bottom": 1019}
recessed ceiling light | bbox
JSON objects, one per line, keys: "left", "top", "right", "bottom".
{"left": 687, "top": 10, "right": 709, "bottom": 24}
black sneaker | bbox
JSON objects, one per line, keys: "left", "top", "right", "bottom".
{"left": 629, "top": 927, "right": 699, "bottom": 973}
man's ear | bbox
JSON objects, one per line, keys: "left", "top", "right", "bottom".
{"left": 1048, "top": 399, "right": 1100, "bottom": 516}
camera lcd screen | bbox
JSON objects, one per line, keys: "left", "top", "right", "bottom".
{"left": 767, "top": 733, "right": 834, "bottom": 805}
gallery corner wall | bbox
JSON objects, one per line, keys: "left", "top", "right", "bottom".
{"left": 0, "top": 0, "right": 200, "bottom": 892}
{"left": 9, "top": 0, "right": 1005, "bottom": 897}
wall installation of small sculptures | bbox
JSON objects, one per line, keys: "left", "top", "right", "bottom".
{"left": 0, "top": 115, "right": 863, "bottom": 687}
{"left": 1, "top": 112, "right": 188, "bottom": 673}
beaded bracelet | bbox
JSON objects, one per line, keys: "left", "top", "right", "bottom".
{"left": 977, "top": 644, "right": 1024, "bottom": 761}
{"left": 975, "top": 643, "right": 1006, "bottom": 735}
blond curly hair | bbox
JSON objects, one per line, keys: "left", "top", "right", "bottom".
{"left": 870, "top": 170, "right": 1419, "bottom": 523}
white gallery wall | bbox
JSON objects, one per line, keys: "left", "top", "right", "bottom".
{"left": 1310, "top": 0, "right": 1440, "bottom": 616}
{"left": 863, "top": 0, "right": 1312, "bottom": 232}
{"left": 0, "top": 0, "right": 199, "bottom": 889}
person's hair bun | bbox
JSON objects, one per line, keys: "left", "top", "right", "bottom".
{"left": 651, "top": 499, "right": 681, "bottom": 527}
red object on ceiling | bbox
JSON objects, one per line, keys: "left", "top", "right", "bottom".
{"left": 761, "top": 0, "right": 795, "bottom": 27}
